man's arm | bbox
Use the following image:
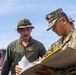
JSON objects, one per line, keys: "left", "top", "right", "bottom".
{"left": 34, "top": 65, "right": 55, "bottom": 75}
{"left": 1, "top": 46, "right": 12, "bottom": 75}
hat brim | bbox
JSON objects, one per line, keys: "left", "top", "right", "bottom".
{"left": 47, "top": 18, "right": 58, "bottom": 31}
{"left": 15, "top": 25, "right": 34, "bottom": 31}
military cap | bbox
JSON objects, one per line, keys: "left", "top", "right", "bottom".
{"left": 16, "top": 18, "right": 34, "bottom": 30}
{"left": 45, "top": 8, "right": 64, "bottom": 31}
{"left": 68, "top": 16, "right": 74, "bottom": 23}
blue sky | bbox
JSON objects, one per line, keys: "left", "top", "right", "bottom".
{"left": 0, "top": 0, "right": 76, "bottom": 49}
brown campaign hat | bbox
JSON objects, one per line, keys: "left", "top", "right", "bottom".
{"left": 16, "top": 18, "right": 34, "bottom": 30}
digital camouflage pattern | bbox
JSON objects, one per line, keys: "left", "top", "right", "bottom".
{"left": 46, "top": 9, "right": 74, "bottom": 31}
{"left": 45, "top": 8, "right": 64, "bottom": 31}
{"left": 45, "top": 8, "right": 76, "bottom": 75}
{"left": 45, "top": 28, "right": 76, "bottom": 75}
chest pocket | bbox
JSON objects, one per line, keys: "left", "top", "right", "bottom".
{"left": 11, "top": 44, "right": 24, "bottom": 65}
{"left": 24, "top": 47, "right": 35, "bottom": 59}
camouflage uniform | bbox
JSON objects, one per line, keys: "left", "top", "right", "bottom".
{"left": 45, "top": 8, "right": 76, "bottom": 75}
{"left": 46, "top": 28, "right": 76, "bottom": 75}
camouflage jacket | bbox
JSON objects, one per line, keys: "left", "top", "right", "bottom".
{"left": 46, "top": 28, "right": 76, "bottom": 75}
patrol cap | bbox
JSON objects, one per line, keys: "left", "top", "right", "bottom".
{"left": 16, "top": 18, "right": 34, "bottom": 30}
{"left": 68, "top": 16, "right": 74, "bottom": 23}
{"left": 45, "top": 8, "right": 64, "bottom": 31}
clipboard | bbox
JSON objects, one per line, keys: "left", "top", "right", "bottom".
{"left": 20, "top": 46, "right": 76, "bottom": 75}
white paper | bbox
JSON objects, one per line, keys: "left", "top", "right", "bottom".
{"left": 18, "top": 56, "right": 30, "bottom": 69}
{"left": 20, "top": 60, "right": 41, "bottom": 75}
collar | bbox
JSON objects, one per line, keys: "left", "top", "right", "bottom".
{"left": 18, "top": 36, "right": 34, "bottom": 44}
{"left": 61, "top": 28, "right": 75, "bottom": 45}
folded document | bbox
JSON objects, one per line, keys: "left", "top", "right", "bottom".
{"left": 20, "top": 46, "right": 76, "bottom": 75}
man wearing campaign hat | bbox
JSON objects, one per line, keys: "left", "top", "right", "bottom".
{"left": 17, "top": 18, "right": 34, "bottom": 29}
{"left": 35, "top": 8, "right": 76, "bottom": 75}
{"left": 1, "top": 18, "right": 46, "bottom": 75}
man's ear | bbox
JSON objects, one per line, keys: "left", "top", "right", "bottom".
{"left": 62, "top": 17, "right": 67, "bottom": 25}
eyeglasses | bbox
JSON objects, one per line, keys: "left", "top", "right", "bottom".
{"left": 51, "top": 18, "right": 63, "bottom": 30}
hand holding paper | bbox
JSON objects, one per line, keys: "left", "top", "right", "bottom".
{"left": 18, "top": 55, "right": 30, "bottom": 69}
{"left": 15, "top": 65, "right": 23, "bottom": 75}
{"left": 17, "top": 55, "right": 30, "bottom": 74}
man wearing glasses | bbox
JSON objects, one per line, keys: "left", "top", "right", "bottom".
{"left": 35, "top": 8, "right": 76, "bottom": 75}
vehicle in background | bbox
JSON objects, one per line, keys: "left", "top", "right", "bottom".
{"left": 0, "top": 49, "right": 11, "bottom": 75}
{"left": 0, "top": 49, "right": 6, "bottom": 74}
{"left": 0, "top": 49, "right": 6, "bottom": 67}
